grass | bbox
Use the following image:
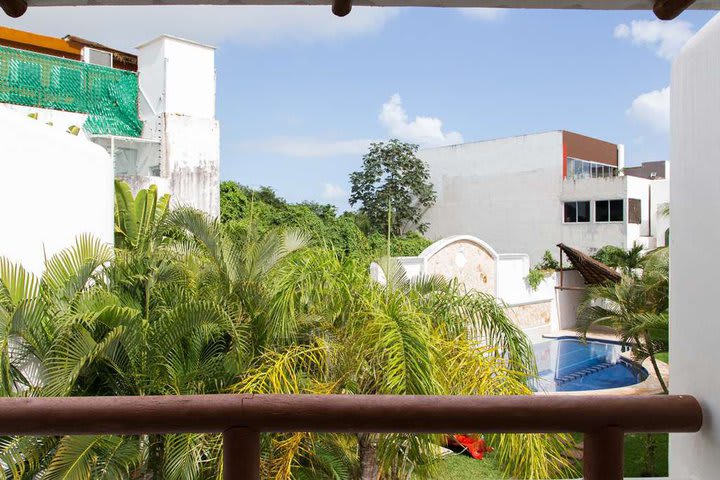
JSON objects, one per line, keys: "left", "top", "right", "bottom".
{"left": 624, "top": 351, "right": 669, "bottom": 477}
{"left": 568, "top": 430, "right": 668, "bottom": 478}
{"left": 624, "top": 433, "right": 669, "bottom": 477}
{"left": 430, "top": 453, "right": 507, "bottom": 479}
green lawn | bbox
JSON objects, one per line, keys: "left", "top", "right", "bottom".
{"left": 625, "top": 433, "right": 668, "bottom": 477}
{"left": 569, "top": 430, "right": 668, "bottom": 478}
{"left": 656, "top": 351, "right": 669, "bottom": 363}
{"left": 430, "top": 454, "right": 507, "bottom": 479}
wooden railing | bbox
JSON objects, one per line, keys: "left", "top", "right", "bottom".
{"left": 0, "top": 394, "right": 702, "bottom": 480}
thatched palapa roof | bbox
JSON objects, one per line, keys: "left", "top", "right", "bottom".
{"left": 557, "top": 243, "right": 622, "bottom": 285}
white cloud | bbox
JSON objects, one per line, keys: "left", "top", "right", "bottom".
{"left": 626, "top": 86, "right": 670, "bottom": 133}
{"left": 322, "top": 183, "right": 347, "bottom": 200}
{"left": 458, "top": 8, "right": 507, "bottom": 22}
{"left": 613, "top": 19, "right": 694, "bottom": 60}
{"left": 379, "top": 94, "right": 463, "bottom": 147}
{"left": 240, "top": 94, "right": 462, "bottom": 157}
{"left": 6, "top": 5, "right": 399, "bottom": 51}
{"left": 237, "top": 137, "right": 372, "bottom": 158}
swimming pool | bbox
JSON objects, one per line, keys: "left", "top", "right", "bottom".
{"left": 532, "top": 338, "right": 648, "bottom": 392}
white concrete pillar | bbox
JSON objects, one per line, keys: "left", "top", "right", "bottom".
{"left": 669, "top": 13, "right": 720, "bottom": 479}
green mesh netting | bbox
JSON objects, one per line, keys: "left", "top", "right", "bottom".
{"left": 0, "top": 45, "right": 142, "bottom": 137}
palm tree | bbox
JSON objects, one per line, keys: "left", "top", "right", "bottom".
{"left": 231, "top": 254, "right": 575, "bottom": 480}
{"left": 1, "top": 181, "right": 576, "bottom": 479}
{"left": 594, "top": 243, "right": 646, "bottom": 276}
{"left": 577, "top": 248, "right": 669, "bottom": 393}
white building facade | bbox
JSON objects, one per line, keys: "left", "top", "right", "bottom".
{"left": 0, "top": 29, "right": 220, "bottom": 275}
{"left": 418, "top": 131, "right": 669, "bottom": 263}
{"left": 0, "top": 29, "right": 220, "bottom": 216}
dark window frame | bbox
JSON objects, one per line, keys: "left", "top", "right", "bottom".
{"left": 564, "top": 201, "right": 591, "bottom": 223}
{"left": 595, "top": 199, "right": 625, "bottom": 223}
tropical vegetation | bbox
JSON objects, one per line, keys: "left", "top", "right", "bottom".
{"left": 577, "top": 246, "right": 669, "bottom": 394}
{"left": 220, "top": 181, "right": 432, "bottom": 259}
{"left": 526, "top": 251, "right": 560, "bottom": 291}
{"left": 349, "top": 140, "right": 436, "bottom": 236}
{"left": 0, "top": 181, "right": 577, "bottom": 479}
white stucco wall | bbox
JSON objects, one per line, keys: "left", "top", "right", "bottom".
{"left": 0, "top": 110, "right": 114, "bottom": 275}
{"left": 669, "top": 13, "right": 720, "bottom": 480}
{"left": 0, "top": 103, "right": 88, "bottom": 134}
{"left": 162, "top": 114, "right": 220, "bottom": 215}
{"left": 420, "top": 132, "right": 666, "bottom": 263}
{"left": 650, "top": 180, "right": 670, "bottom": 247}
{"left": 137, "top": 35, "right": 216, "bottom": 119}
{"left": 560, "top": 176, "right": 628, "bottom": 255}
{"left": 419, "top": 131, "right": 564, "bottom": 263}
{"left": 555, "top": 269, "right": 584, "bottom": 330}
{"left": 136, "top": 35, "right": 220, "bottom": 217}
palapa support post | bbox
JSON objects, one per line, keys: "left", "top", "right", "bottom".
{"left": 654, "top": 0, "right": 697, "bottom": 20}
{"left": 0, "top": 0, "right": 27, "bottom": 17}
{"left": 332, "top": 0, "right": 352, "bottom": 16}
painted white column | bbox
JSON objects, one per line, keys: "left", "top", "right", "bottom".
{"left": 669, "top": 13, "right": 720, "bottom": 480}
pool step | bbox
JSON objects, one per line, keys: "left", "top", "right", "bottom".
{"left": 555, "top": 362, "right": 615, "bottom": 385}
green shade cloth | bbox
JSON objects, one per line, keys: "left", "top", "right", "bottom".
{"left": 0, "top": 45, "right": 142, "bottom": 137}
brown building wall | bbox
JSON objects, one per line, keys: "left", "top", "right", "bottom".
{"left": 563, "top": 130, "right": 619, "bottom": 167}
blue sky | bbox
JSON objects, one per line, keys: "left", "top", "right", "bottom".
{"left": 8, "top": 6, "right": 718, "bottom": 209}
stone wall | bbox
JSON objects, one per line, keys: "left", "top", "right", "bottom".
{"left": 424, "top": 239, "right": 496, "bottom": 295}
{"left": 504, "top": 301, "right": 552, "bottom": 329}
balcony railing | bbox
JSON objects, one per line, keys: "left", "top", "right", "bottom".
{"left": 0, "top": 393, "right": 702, "bottom": 480}
{"left": 0, "top": 45, "right": 142, "bottom": 137}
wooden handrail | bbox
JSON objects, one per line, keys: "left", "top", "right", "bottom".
{"left": 0, "top": 394, "right": 703, "bottom": 479}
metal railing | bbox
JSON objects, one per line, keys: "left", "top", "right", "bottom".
{"left": 0, "top": 394, "right": 702, "bottom": 480}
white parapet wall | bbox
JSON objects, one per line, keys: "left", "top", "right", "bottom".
{"left": 0, "top": 109, "right": 114, "bottom": 275}
{"left": 669, "top": 13, "right": 720, "bottom": 479}
{"left": 388, "top": 236, "right": 562, "bottom": 339}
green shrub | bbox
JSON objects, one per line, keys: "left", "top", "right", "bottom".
{"left": 526, "top": 250, "right": 559, "bottom": 291}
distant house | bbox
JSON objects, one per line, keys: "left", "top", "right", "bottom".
{"left": 0, "top": 27, "right": 219, "bottom": 274}
{"left": 417, "top": 131, "right": 669, "bottom": 263}
{"left": 0, "top": 26, "right": 220, "bottom": 215}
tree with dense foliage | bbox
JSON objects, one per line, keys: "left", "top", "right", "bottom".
{"left": 0, "top": 181, "right": 577, "bottom": 480}
{"left": 220, "top": 181, "right": 433, "bottom": 258}
{"left": 592, "top": 244, "right": 645, "bottom": 276}
{"left": 577, "top": 247, "right": 669, "bottom": 393}
{"left": 349, "top": 140, "right": 436, "bottom": 235}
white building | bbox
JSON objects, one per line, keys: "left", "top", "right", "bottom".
{"left": 418, "top": 131, "right": 669, "bottom": 263}
{"left": 0, "top": 27, "right": 220, "bottom": 216}
{"left": 0, "top": 27, "right": 220, "bottom": 274}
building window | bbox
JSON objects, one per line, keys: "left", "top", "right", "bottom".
{"left": 564, "top": 201, "right": 591, "bottom": 223}
{"left": 628, "top": 198, "right": 642, "bottom": 224}
{"left": 595, "top": 199, "right": 624, "bottom": 222}
{"left": 566, "top": 157, "right": 618, "bottom": 180}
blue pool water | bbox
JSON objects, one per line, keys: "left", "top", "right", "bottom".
{"left": 532, "top": 338, "right": 648, "bottom": 392}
